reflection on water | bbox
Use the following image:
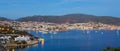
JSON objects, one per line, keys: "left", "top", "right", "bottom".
{"left": 12, "top": 48, "right": 14, "bottom": 51}
{"left": 39, "top": 38, "right": 45, "bottom": 48}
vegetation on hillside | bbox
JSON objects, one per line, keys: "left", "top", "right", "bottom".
{"left": 16, "top": 14, "right": 120, "bottom": 25}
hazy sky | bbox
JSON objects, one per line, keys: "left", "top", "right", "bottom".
{"left": 0, "top": 0, "right": 120, "bottom": 19}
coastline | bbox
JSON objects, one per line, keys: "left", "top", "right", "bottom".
{"left": 0, "top": 25, "right": 44, "bottom": 49}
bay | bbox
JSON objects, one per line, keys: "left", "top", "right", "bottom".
{"left": 15, "top": 30, "right": 120, "bottom": 51}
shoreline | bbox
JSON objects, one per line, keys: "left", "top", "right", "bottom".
{"left": 0, "top": 25, "right": 44, "bottom": 49}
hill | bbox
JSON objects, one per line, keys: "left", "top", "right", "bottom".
{"left": 0, "top": 17, "right": 11, "bottom": 21}
{"left": 16, "top": 14, "right": 120, "bottom": 25}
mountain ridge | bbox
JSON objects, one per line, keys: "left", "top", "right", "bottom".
{"left": 0, "top": 14, "right": 120, "bottom": 25}
{"left": 16, "top": 14, "right": 120, "bottom": 25}
{"left": 0, "top": 16, "right": 11, "bottom": 21}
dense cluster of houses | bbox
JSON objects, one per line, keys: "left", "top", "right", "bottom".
{"left": 0, "top": 35, "right": 31, "bottom": 44}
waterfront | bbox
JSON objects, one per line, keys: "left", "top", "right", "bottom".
{"left": 1, "top": 21, "right": 120, "bottom": 31}
{"left": 6, "top": 30, "right": 120, "bottom": 51}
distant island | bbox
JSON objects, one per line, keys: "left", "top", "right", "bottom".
{"left": 0, "top": 17, "right": 11, "bottom": 21}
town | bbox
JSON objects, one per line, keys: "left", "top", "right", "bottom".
{"left": 0, "top": 21, "right": 120, "bottom": 33}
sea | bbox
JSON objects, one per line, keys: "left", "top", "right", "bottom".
{"left": 11, "top": 30, "right": 120, "bottom": 51}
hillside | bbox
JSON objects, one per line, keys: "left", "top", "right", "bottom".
{"left": 0, "top": 17, "right": 11, "bottom": 21}
{"left": 16, "top": 14, "right": 120, "bottom": 25}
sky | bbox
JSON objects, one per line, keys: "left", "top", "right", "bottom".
{"left": 0, "top": 0, "right": 120, "bottom": 19}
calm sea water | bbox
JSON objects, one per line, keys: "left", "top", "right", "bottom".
{"left": 15, "top": 30, "right": 120, "bottom": 51}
